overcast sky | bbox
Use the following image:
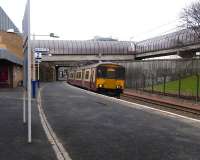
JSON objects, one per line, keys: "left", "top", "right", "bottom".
{"left": 0, "top": 0, "right": 198, "bottom": 41}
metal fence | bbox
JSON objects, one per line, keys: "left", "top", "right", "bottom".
{"left": 119, "top": 58, "right": 200, "bottom": 101}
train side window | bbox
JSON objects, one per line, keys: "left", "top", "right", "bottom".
{"left": 73, "top": 73, "right": 75, "bottom": 79}
{"left": 79, "top": 72, "right": 81, "bottom": 79}
{"left": 75, "top": 72, "right": 82, "bottom": 79}
{"left": 70, "top": 73, "right": 74, "bottom": 79}
{"left": 85, "top": 71, "right": 89, "bottom": 79}
{"left": 70, "top": 73, "right": 73, "bottom": 79}
{"left": 82, "top": 70, "right": 84, "bottom": 79}
{"left": 88, "top": 71, "right": 90, "bottom": 79}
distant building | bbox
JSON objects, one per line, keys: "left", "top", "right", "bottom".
{"left": 92, "top": 36, "right": 118, "bottom": 41}
{"left": 0, "top": 7, "right": 23, "bottom": 88}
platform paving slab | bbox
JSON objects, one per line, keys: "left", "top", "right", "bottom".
{"left": 41, "top": 82, "right": 200, "bottom": 160}
{"left": 0, "top": 88, "right": 57, "bottom": 160}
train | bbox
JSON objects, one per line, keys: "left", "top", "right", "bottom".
{"left": 67, "top": 62, "right": 125, "bottom": 97}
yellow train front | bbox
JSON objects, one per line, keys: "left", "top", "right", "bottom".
{"left": 67, "top": 62, "right": 125, "bottom": 97}
{"left": 95, "top": 63, "right": 125, "bottom": 97}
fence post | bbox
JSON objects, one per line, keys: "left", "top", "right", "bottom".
{"left": 143, "top": 74, "right": 145, "bottom": 91}
{"left": 163, "top": 75, "right": 166, "bottom": 95}
{"left": 196, "top": 74, "right": 199, "bottom": 102}
{"left": 135, "top": 80, "right": 138, "bottom": 90}
{"left": 151, "top": 76, "right": 154, "bottom": 93}
{"left": 178, "top": 75, "right": 181, "bottom": 98}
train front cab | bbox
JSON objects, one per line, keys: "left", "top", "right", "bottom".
{"left": 95, "top": 64, "right": 125, "bottom": 96}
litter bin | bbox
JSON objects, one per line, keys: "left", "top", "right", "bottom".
{"left": 32, "top": 80, "right": 37, "bottom": 98}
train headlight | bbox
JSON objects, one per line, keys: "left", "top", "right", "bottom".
{"left": 98, "top": 84, "right": 103, "bottom": 88}
{"left": 116, "top": 85, "right": 121, "bottom": 89}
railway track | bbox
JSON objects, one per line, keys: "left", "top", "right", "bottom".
{"left": 121, "top": 93, "right": 200, "bottom": 118}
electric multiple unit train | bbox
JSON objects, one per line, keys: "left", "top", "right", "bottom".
{"left": 67, "top": 62, "right": 125, "bottom": 97}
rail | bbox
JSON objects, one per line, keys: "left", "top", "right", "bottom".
{"left": 122, "top": 92, "right": 200, "bottom": 116}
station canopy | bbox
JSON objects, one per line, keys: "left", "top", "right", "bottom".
{"left": 0, "top": 48, "right": 23, "bottom": 65}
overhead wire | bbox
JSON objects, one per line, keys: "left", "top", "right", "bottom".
{"left": 133, "top": 19, "right": 181, "bottom": 40}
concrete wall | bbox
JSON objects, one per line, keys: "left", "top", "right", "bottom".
{"left": 39, "top": 62, "right": 56, "bottom": 82}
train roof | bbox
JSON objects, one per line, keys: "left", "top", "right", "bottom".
{"left": 85, "top": 62, "right": 120, "bottom": 68}
{"left": 69, "top": 62, "right": 123, "bottom": 72}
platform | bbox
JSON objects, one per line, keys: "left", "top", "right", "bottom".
{"left": 0, "top": 88, "right": 56, "bottom": 160}
{"left": 40, "top": 82, "right": 200, "bottom": 160}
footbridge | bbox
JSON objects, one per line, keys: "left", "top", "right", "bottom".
{"left": 31, "top": 28, "right": 200, "bottom": 63}
{"left": 31, "top": 40, "right": 134, "bottom": 63}
{"left": 135, "top": 29, "right": 200, "bottom": 59}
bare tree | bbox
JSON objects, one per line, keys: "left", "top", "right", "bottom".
{"left": 180, "top": 1, "right": 200, "bottom": 37}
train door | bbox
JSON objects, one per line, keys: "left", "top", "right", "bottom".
{"left": 82, "top": 69, "right": 85, "bottom": 87}
{"left": 0, "top": 65, "right": 8, "bottom": 87}
{"left": 90, "top": 68, "right": 95, "bottom": 90}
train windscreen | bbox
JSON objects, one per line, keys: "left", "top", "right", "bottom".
{"left": 97, "top": 65, "right": 125, "bottom": 79}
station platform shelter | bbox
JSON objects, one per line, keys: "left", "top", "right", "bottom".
{"left": 0, "top": 32, "right": 23, "bottom": 88}
{"left": 0, "top": 6, "right": 23, "bottom": 88}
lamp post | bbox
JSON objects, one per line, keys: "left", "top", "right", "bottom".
{"left": 34, "top": 52, "right": 41, "bottom": 87}
{"left": 37, "top": 59, "right": 40, "bottom": 82}
{"left": 33, "top": 33, "right": 60, "bottom": 39}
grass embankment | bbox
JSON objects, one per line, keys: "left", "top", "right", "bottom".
{"left": 148, "top": 75, "right": 199, "bottom": 96}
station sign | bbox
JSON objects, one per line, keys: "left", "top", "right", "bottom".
{"left": 34, "top": 48, "right": 49, "bottom": 52}
{"left": 35, "top": 52, "right": 42, "bottom": 59}
{"left": 35, "top": 59, "right": 42, "bottom": 63}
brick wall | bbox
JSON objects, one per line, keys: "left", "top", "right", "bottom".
{"left": 0, "top": 32, "right": 23, "bottom": 88}
{"left": 12, "top": 65, "right": 23, "bottom": 88}
{"left": 0, "top": 32, "right": 23, "bottom": 59}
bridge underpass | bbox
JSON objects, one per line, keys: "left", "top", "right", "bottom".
{"left": 40, "top": 55, "right": 136, "bottom": 81}
{"left": 39, "top": 59, "right": 136, "bottom": 82}
{"left": 39, "top": 61, "right": 75, "bottom": 82}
